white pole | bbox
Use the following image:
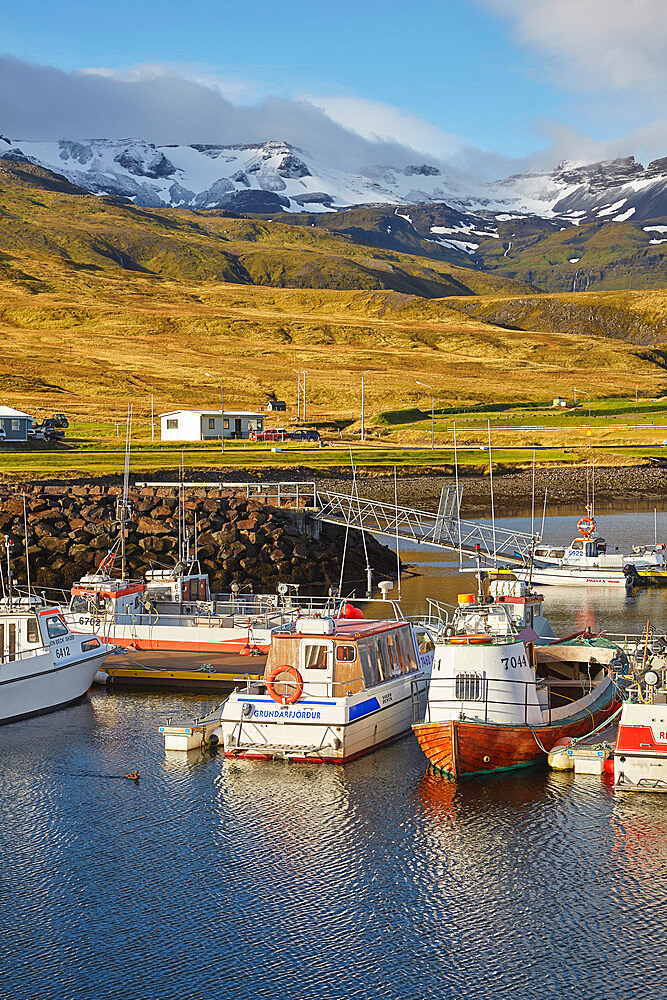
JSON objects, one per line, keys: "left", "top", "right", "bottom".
{"left": 303, "top": 372, "right": 306, "bottom": 423}
{"left": 23, "top": 494, "right": 31, "bottom": 599}
{"left": 541, "top": 488, "right": 548, "bottom": 538}
{"left": 394, "top": 464, "right": 401, "bottom": 599}
{"left": 531, "top": 449, "right": 535, "bottom": 539}
{"left": 454, "top": 421, "right": 462, "bottom": 567}
{"left": 655, "top": 508, "right": 658, "bottom": 547}
{"left": 361, "top": 374, "right": 365, "bottom": 443}
{"left": 488, "top": 419, "right": 496, "bottom": 563}
{"left": 151, "top": 394, "right": 154, "bottom": 442}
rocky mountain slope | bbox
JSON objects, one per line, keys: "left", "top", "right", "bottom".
{"left": 2, "top": 136, "right": 665, "bottom": 222}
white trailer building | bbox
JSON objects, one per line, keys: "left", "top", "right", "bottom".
{"left": 160, "top": 409, "right": 264, "bottom": 442}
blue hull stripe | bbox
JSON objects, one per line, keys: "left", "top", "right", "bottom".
{"left": 348, "top": 697, "right": 381, "bottom": 722}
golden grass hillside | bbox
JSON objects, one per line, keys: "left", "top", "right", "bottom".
{"left": 0, "top": 159, "right": 665, "bottom": 438}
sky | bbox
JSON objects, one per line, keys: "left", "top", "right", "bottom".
{"left": 1, "top": 0, "right": 665, "bottom": 176}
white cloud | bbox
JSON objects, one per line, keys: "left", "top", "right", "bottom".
{"left": 304, "top": 95, "right": 464, "bottom": 160}
{"left": 483, "top": 0, "right": 667, "bottom": 93}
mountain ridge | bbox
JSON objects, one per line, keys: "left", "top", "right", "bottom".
{"left": 2, "top": 137, "right": 665, "bottom": 224}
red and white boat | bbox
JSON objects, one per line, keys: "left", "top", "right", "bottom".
{"left": 64, "top": 563, "right": 376, "bottom": 670}
{"left": 614, "top": 633, "right": 667, "bottom": 792}
{"left": 413, "top": 585, "right": 624, "bottom": 779}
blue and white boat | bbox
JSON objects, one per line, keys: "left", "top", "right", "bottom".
{"left": 162, "top": 615, "right": 429, "bottom": 762}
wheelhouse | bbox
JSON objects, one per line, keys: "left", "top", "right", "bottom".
{"left": 265, "top": 618, "right": 422, "bottom": 699}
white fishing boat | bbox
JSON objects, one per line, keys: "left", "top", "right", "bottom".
{"left": 64, "top": 563, "right": 379, "bottom": 665}
{"left": 511, "top": 511, "right": 666, "bottom": 589}
{"left": 161, "top": 614, "right": 428, "bottom": 762}
{"left": 613, "top": 630, "right": 667, "bottom": 792}
{"left": 413, "top": 586, "right": 624, "bottom": 778}
{"left": 0, "top": 599, "right": 109, "bottom": 724}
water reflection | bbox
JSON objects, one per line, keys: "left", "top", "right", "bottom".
{"left": 0, "top": 506, "right": 665, "bottom": 999}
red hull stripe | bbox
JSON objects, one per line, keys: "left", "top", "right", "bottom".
{"left": 223, "top": 728, "right": 410, "bottom": 764}
{"left": 616, "top": 723, "right": 667, "bottom": 753}
{"left": 105, "top": 635, "right": 269, "bottom": 654}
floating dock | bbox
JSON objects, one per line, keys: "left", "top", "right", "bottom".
{"left": 101, "top": 649, "right": 266, "bottom": 692}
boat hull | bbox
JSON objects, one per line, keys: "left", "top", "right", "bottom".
{"left": 513, "top": 567, "right": 627, "bottom": 588}
{"left": 413, "top": 697, "right": 620, "bottom": 779}
{"left": 614, "top": 701, "right": 667, "bottom": 791}
{"left": 0, "top": 650, "right": 108, "bottom": 725}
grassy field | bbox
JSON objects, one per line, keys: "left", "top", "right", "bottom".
{"left": 1, "top": 160, "right": 666, "bottom": 480}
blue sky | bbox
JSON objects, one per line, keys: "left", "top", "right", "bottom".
{"left": 1, "top": 0, "right": 664, "bottom": 166}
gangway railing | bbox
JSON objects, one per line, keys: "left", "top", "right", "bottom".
{"left": 134, "top": 480, "right": 318, "bottom": 508}
{"left": 314, "top": 487, "right": 535, "bottom": 563}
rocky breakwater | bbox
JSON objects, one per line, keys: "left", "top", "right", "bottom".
{"left": 0, "top": 484, "right": 398, "bottom": 594}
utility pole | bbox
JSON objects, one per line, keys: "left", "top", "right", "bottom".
{"left": 151, "top": 394, "right": 154, "bottom": 442}
{"left": 361, "top": 374, "right": 365, "bottom": 443}
{"left": 574, "top": 387, "right": 591, "bottom": 448}
{"left": 416, "top": 380, "right": 435, "bottom": 450}
{"left": 205, "top": 373, "right": 224, "bottom": 454}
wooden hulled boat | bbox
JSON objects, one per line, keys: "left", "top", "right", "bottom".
{"left": 413, "top": 584, "right": 624, "bottom": 779}
{"left": 414, "top": 687, "right": 620, "bottom": 779}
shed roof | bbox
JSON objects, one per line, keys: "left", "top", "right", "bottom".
{"left": 159, "top": 409, "right": 264, "bottom": 418}
{"left": 0, "top": 406, "right": 31, "bottom": 419}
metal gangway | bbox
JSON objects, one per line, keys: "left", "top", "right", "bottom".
{"left": 314, "top": 486, "right": 535, "bottom": 564}
{"left": 135, "top": 480, "right": 318, "bottom": 509}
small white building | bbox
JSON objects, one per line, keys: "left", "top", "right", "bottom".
{"left": 553, "top": 397, "right": 567, "bottom": 408}
{"left": 160, "top": 409, "right": 264, "bottom": 442}
{"left": 0, "top": 406, "right": 32, "bottom": 442}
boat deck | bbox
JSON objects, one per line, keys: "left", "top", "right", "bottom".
{"left": 103, "top": 649, "right": 267, "bottom": 691}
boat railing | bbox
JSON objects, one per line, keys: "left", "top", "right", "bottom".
{"left": 232, "top": 672, "right": 368, "bottom": 699}
{"left": 423, "top": 674, "right": 610, "bottom": 727}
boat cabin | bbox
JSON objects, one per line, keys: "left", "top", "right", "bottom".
{"left": 69, "top": 577, "right": 147, "bottom": 624}
{"left": 0, "top": 601, "right": 100, "bottom": 661}
{"left": 457, "top": 581, "right": 555, "bottom": 642}
{"left": 265, "top": 618, "right": 422, "bottom": 699}
{"left": 144, "top": 566, "right": 210, "bottom": 606}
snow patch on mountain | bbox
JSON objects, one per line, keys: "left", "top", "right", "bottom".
{"left": 1, "top": 138, "right": 665, "bottom": 225}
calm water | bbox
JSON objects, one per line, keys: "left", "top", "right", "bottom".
{"left": 2, "top": 507, "right": 666, "bottom": 1000}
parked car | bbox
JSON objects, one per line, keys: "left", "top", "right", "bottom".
{"left": 250, "top": 429, "right": 289, "bottom": 442}
{"left": 289, "top": 429, "right": 321, "bottom": 442}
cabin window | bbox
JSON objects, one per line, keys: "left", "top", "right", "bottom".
{"left": 551, "top": 549, "right": 565, "bottom": 558}
{"left": 357, "top": 639, "right": 380, "bottom": 687}
{"left": 394, "top": 627, "right": 420, "bottom": 673}
{"left": 208, "top": 418, "right": 216, "bottom": 430}
{"left": 70, "top": 596, "right": 88, "bottom": 614}
{"left": 166, "top": 419, "right": 178, "bottom": 429}
{"left": 535, "top": 548, "right": 548, "bottom": 557}
{"left": 27, "top": 617, "right": 39, "bottom": 643}
{"left": 572, "top": 540, "right": 584, "bottom": 550}
{"left": 416, "top": 631, "right": 434, "bottom": 654}
{"left": 302, "top": 644, "right": 329, "bottom": 670}
{"left": 45, "top": 615, "right": 69, "bottom": 638}
{"left": 336, "top": 645, "right": 356, "bottom": 662}
{"left": 455, "top": 672, "right": 485, "bottom": 702}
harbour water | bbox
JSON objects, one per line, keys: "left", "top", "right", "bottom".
{"left": 1, "top": 507, "right": 666, "bottom": 1000}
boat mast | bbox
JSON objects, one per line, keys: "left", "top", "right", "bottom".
{"left": 120, "top": 404, "right": 133, "bottom": 580}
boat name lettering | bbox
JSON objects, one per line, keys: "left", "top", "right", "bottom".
{"left": 250, "top": 707, "right": 322, "bottom": 720}
{"left": 500, "top": 654, "right": 528, "bottom": 670}
{"left": 54, "top": 645, "right": 71, "bottom": 660}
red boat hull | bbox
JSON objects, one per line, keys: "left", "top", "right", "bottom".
{"left": 413, "top": 697, "right": 620, "bottom": 779}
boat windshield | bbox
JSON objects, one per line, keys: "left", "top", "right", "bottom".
{"left": 44, "top": 615, "right": 69, "bottom": 638}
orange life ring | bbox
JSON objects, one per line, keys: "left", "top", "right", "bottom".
{"left": 448, "top": 634, "right": 493, "bottom": 645}
{"left": 266, "top": 663, "right": 304, "bottom": 705}
{"left": 577, "top": 516, "right": 595, "bottom": 536}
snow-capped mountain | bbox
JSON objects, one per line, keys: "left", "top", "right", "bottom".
{"left": 1, "top": 136, "right": 665, "bottom": 223}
